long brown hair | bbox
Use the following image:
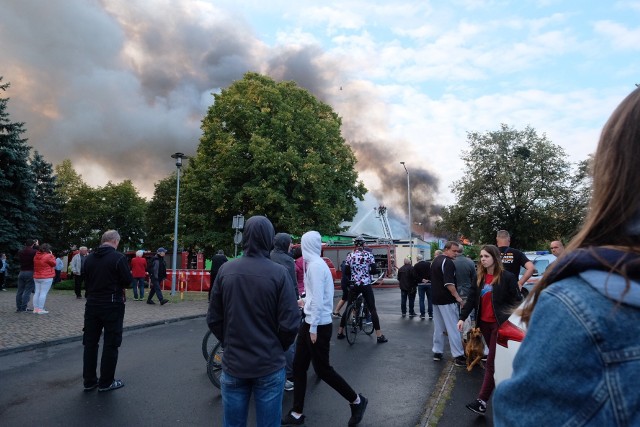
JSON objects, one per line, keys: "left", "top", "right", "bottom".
{"left": 521, "top": 88, "right": 640, "bottom": 324}
{"left": 476, "top": 245, "right": 504, "bottom": 287}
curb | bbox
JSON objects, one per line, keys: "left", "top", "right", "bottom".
{"left": 420, "top": 362, "right": 456, "bottom": 427}
{"left": 0, "top": 313, "right": 206, "bottom": 357}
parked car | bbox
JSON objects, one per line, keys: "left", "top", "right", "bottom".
{"left": 520, "top": 252, "right": 556, "bottom": 293}
{"left": 496, "top": 253, "right": 557, "bottom": 384}
{"left": 494, "top": 302, "right": 527, "bottom": 385}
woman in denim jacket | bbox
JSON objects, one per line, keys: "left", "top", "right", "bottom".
{"left": 493, "top": 88, "right": 640, "bottom": 426}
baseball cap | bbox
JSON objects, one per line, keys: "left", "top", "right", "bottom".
{"left": 157, "top": 247, "right": 167, "bottom": 253}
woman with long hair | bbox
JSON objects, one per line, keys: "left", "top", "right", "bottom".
{"left": 457, "top": 245, "right": 521, "bottom": 415}
{"left": 33, "top": 243, "right": 56, "bottom": 314}
{"left": 493, "top": 88, "right": 640, "bottom": 426}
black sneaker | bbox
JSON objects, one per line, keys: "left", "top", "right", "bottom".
{"left": 454, "top": 355, "right": 467, "bottom": 367}
{"left": 281, "top": 411, "right": 305, "bottom": 425}
{"left": 420, "top": 314, "right": 425, "bottom": 319}
{"left": 147, "top": 300, "right": 155, "bottom": 305}
{"left": 83, "top": 383, "right": 98, "bottom": 392}
{"left": 401, "top": 313, "right": 406, "bottom": 318}
{"left": 98, "top": 379, "right": 124, "bottom": 392}
{"left": 160, "top": 299, "right": 169, "bottom": 305}
{"left": 376, "top": 335, "right": 388, "bottom": 344}
{"left": 348, "top": 394, "right": 368, "bottom": 426}
{"left": 466, "top": 399, "right": 487, "bottom": 415}
{"left": 433, "top": 353, "right": 443, "bottom": 361}
{"left": 409, "top": 312, "right": 417, "bottom": 317}
{"left": 337, "top": 333, "right": 346, "bottom": 340}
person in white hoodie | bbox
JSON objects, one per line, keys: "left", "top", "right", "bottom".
{"left": 282, "top": 231, "right": 368, "bottom": 427}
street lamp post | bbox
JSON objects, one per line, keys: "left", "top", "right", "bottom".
{"left": 400, "top": 162, "right": 412, "bottom": 262}
{"left": 170, "top": 152, "right": 189, "bottom": 296}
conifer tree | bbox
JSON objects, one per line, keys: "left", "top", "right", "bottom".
{"left": 0, "top": 77, "right": 37, "bottom": 257}
{"left": 31, "top": 151, "right": 64, "bottom": 250}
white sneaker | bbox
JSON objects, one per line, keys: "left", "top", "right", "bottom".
{"left": 37, "top": 309, "right": 49, "bottom": 314}
{"left": 33, "top": 308, "right": 40, "bottom": 314}
{"left": 284, "top": 380, "right": 294, "bottom": 391}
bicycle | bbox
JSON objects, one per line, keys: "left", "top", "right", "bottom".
{"left": 344, "top": 289, "right": 374, "bottom": 345}
{"left": 206, "top": 341, "right": 224, "bottom": 389}
{"left": 201, "top": 330, "right": 218, "bottom": 361}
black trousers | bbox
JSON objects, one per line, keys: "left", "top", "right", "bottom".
{"left": 74, "top": 274, "right": 85, "bottom": 297}
{"left": 292, "top": 322, "right": 357, "bottom": 413}
{"left": 339, "top": 285, "right": 381, "bottom": 331}
{"left": 82, "top": 303, "right": 125, "bottom": 388}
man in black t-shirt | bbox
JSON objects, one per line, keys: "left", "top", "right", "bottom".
{"left": 430, "top": 241, "right": 466, "bottom": 366}
{"left": 496, "top": 230, "right": 534, "bottom": 289}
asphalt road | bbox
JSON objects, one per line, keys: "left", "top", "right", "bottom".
{"left": 0, "top": 288, "right": 455, "bottom": 426}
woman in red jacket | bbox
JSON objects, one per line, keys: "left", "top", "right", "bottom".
{"left": 33, "top": 243, "right": 56, "bottom": 314}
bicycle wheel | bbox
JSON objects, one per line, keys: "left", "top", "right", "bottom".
{"left": 201, "top": 330, "right": 218, "bottom": 361}
{"left": 207, "top": 342, "right": 223, "bottom": 389}
{"left": 345, "top": 305, "right": 358, "bottom": 345}
{"left": 362, "top": 306, "right": 374, "bottom": 335}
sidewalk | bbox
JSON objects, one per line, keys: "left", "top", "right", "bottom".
{"left": 0, "top": 288, "right": 208, "bottom": 356}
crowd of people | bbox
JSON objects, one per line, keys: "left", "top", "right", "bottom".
{"left": 3, "top": 87, "right": 638, "bottom": 425}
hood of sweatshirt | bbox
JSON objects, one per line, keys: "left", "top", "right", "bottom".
{"left": 301, "top": 231, "right": 322, "bottom": 263}
{"left": 242, "top": 216, "right": 275, "bottom": 258}
{"left": 273, "top": 233, "right": 292, "bottom": 253}
{"left": 92, "top": 244, "right": 115, "bottom": 258}
{"left": 547, "top": 247, "right": 640, "bottom": 308}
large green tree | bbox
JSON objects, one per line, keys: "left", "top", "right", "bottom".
{"left": 182, "top": 72, "right": 366, "bottom": 251}
{"left": 145, "top": 174, "right": 180, "bottom": 252}
{"left": 436, "top": 124, "right": 588, "bottom": 249}
{"left": 31, "top": 151, "right": 65, "bottom": 251}
{"left": 0, "top": 77, "right": 37, "bottom": 258}
{"left": 96, "top": 180, "right": 147, "bottom": 251}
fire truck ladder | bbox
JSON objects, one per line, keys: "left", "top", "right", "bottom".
{"left": 374, "top": 206, "right": 393, "bottom": 241}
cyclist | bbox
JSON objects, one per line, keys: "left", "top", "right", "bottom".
{"left": 336, "top": 236, "right": 388, "bottom": 344}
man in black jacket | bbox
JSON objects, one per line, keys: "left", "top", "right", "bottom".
{"left": 147, "top": 247, "right": 169, "bottom": 305}
{"left": 82, "top": 230, "right": 132, "bottom": 392}
{"left": 207, "top": 216, "right": 300, "bottom": 426}
{"left": 414, "top": 254, "right": 432, "bottom": 320}
{"left": 208, "top": 250, "right": 228, "bottom": 301}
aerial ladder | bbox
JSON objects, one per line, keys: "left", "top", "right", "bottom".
{"left": 374, "top": 206, "right": 393, "bottom": 243}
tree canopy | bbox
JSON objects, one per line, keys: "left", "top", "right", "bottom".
{"left": 181, "top": 72, "right": 366, "bottom": 252}
{"left": 435, "top": 124, "right": 589, "bottom": 249}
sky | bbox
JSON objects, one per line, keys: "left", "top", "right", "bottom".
{"left": 2, "top": 0, "right": 639, "bottom": 237}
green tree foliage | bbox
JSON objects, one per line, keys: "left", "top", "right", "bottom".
{"left": 96, "top": 180, "right": 147, "bottom": 251}
{"left": 182, "top": 72, "right": 366, "bottom": 251}
{"left": 31, "top": 151, "right": 64, "bottom": 251}
{"left": 0, "top": 78, "right": 37, "bottom": 257}
{"left": 436, "top": 124, "right": 588, "bottom": 249}
{"left": 55, "top": 160, "right": 147, "bottom": 250}
{"left": 145, "top": 174, "right": 179, "bottom": 251}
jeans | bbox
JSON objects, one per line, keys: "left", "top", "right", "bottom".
{"left": 148, "top": 278, "right": 164, "bottom": 302}
{"left": 400, "top": 288, "right": 417, "bottom": 315}
{"left": 292, "top": 322, "right": 357, "bottom": 413}
{"left": 33, "top": 278, "right": 53, "bottom": 310}
{"left": 74, "top": 274, "right": 85, "bottom": 298}
{"left": 132, "top": 277, "right": 145, "bottom": 299}
{"left": 16, "top": 271, "right": 35, "bottom": 311}
{"left": 285, "top": 341, "right": 296, "bottom": 379}
{"left": 83, "top": 303, "right": 125, "bottom": 388}
{"left": 220, "top": 367, "right": 285, "bottom": 427}
{"left": 417, "top": 284, "right": 433, "bottom": 317}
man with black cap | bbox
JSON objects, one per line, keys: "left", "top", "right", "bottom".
{"left": 147, "top": 247, "right": 169, "bottom": 305}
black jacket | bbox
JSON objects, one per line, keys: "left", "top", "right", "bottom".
{"left": 209, "top": 254, "right": 228, "bottom": 283}
{"left": 84, "top": 245, "right": 132, "bottom": 305}
{"left": 270, "top": 233, "right": 299, "bottom": 298}
{"left": 397, "top": 264, "right": 417, "bottom": 292}
{"left": 413, "top": 260, "right": 431, "bottom": 283}
{"left": 207, "top": 216, "right": 300, "bottom": 378}
{"left": 459, "top": 270, "right": 521, "bottom": 325}
{"left": 150, "top": 255, "right": 167, "bottom": 281}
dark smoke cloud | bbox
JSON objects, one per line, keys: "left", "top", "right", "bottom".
{"left": 1, "top": 0, "right": 441, "bottom": 233}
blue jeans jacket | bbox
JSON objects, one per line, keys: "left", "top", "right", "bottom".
{"left": 494, "top": 270, "right": 640, "bottom": 426}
